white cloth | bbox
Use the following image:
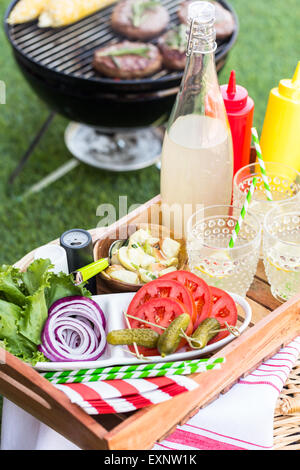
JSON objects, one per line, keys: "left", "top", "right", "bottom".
{"left": 154, "top": 338, "right": 300, "bottom": 450}
{"left": 1, "top": 399, "right": 78, "bottom": 450}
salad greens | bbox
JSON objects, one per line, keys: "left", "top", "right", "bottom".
{"left": 0, "top": 259, "right": 91, "bottom": 365}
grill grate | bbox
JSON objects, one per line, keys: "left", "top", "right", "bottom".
{"left": 7, "top": 0, "right": 232, "bottom": 84}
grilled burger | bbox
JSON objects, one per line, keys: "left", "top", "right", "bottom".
{"left": 158, "top": 24, "right": 187, "bottom": 70}
{"left": 111, "top": 0, "right": 169, "bottom": 40}
{"left": 178, "top": 1, "right": 235, "bottom": 40}
{"left": 93, "top": 41, "right": 163, "bottom": 79}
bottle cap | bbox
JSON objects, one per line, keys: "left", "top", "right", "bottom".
{"left": 278, "top": 61, "right": 300, "bottom": 101}
{"left": 188, "top": 1, "right": 215, "bottom": 22}
{"left": 221, "top": 70, "right": 249, "bottom": 112}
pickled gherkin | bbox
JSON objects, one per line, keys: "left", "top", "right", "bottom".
{"left": 107, "top": 328, "right": 159, "bottom": 348}
{"left": 190, "top": 318, "right": 220, "bottom": 349}
{"left": 157, "top": 313, "right": 190, "bottom": 357}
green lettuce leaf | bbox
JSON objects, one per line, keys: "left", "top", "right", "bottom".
{"left": 19, "top": 286, "right": 48, "bottom": 345}
{"left": 45, "top": 272, "right": 91, "bottom": 308}
{"left": 22, "top": 258, "right": 52, "bottom": 295}
{"left": 20, "top": 349, "right": 49, "bottom": 366}
{"left": 0, "top": 265, "right": 26, "bottom": 306}
{"left": 0, "top": 299, "right": 36, "bottom": 357}
{"left": 0, "top": 259, "right": 92, "bottom": 365}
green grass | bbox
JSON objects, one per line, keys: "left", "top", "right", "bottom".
{"left": 0, "top": 0, "right": 299, "bottom": 441}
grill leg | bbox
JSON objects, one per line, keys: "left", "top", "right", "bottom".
{"left": 7, "top": 111, "right": 56, "bottom": 187}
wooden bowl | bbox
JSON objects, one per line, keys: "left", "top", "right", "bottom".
{"left": 93, "top": 223, "right": 187, "bottom": 293}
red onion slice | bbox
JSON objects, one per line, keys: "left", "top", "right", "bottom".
{"left": 49, "top": 296, "right": 106, "bottom": 329}
{"left": 39, "top": 296, "right": 107, "bottom": 362}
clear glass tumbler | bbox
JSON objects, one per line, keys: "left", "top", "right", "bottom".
{"left": 186, "top": 205, "right": 261, "bottom": 297}
{"left": 263, "top": 202, "right": 300, "bottom": 302}
{"left": 233, "top": 162, "right": 300, "bottom": 223}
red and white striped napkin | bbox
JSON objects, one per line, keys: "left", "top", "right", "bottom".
{"left": 55, "top": 375, "right": 199, "bottom": 414}
{"left": 153, "top": 337, "right": 300, "bottom": 451}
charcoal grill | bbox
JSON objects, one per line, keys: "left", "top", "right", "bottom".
{"left": 4, "top": 0, "right": 238, "bottom": 176}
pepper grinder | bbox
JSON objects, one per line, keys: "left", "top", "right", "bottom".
{"left": 60, "top": 229, "right": 97, "bottom": 295}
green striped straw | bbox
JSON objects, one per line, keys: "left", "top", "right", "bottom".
{"left": 251, "top": 127, "right": 273, "bottom": 201}
{"left": 42, "top": 360, "right": 224, "bottom": 384}
{"left": 229, "top": 177, "right": 258, "bottom": 248}
{"left": 41, "top": 357, "right": 225, "bottom": 384}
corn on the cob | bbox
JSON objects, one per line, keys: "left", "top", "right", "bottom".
{"left": 7, "top": 0, "right": 46, "bottom": 25}
{"left": 38, "top": 0, "right": 118, "bottom": 28}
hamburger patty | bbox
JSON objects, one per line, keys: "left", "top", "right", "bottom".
{"left": 158, "top": 25, "right": 187, "bottom": 70}
{"left": 93, "top": 41, "right": 163, "bottom": 79}
{"left": 111, "top": 0, "right": 169, "bottom": 40}
{"left": 178, "top": 1, "right": 235, "bottom": 39}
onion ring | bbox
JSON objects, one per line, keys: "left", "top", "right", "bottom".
{"left": 39, "top": 296, "right": 107, "bottom": 362}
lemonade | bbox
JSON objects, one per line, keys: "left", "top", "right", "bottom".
{"left": 187, "top": 205, "right": 261, "bottom": 297}
{"left": 264, "top": 243, "right": 300, "bottom": 301}
{"left": 161, "top": 114, "right": 233, "bottom": 236}
{"left": 263, "top": 201, "right": 300, "bottom": 302}
{"left": 233, "top": 162, "right": 300, "bottom": 224}
{"left": 189, "top": 239, "right": 260, "bottom": 296}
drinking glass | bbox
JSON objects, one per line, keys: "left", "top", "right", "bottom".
{"left": 186, "top": 205, "right": 261, "bottom": 297}
{"left": 263, "top": 202, "right": 300, "bottom": 302}
{"left": 233, "top": 162, "right": 300, "bottom": 223}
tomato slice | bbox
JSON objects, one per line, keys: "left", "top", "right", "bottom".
{"left": 128, "top": 297, "right": 193, "bottom": 356}
{"left": 127, "top": 279, "right": 197, "bottom": 325}
{"left": 159, "top": 271, "right": 212, "bottom": 329}
{"left": 208, "top": 287, "right": 238, "bottom": 344}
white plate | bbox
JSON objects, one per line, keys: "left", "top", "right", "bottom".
{"left": 35, "top": 291, "right": 252, "bottom": 371}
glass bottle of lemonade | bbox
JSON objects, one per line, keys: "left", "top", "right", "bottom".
{"left": 160, "top": 1, "right": 233, "bottom": 235}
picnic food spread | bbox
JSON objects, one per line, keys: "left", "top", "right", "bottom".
{"left": 0, "top": 256, "right": 238, "bottom": 363}
{"left": 2, "top": 0, "right": 300, "bottom": 452}
{"left": 2, "top": 1, "right": 299, "bottom": 367}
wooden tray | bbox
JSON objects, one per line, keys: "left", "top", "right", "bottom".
{"left": 1, "top": 194, "right": 300, "bottom": 450}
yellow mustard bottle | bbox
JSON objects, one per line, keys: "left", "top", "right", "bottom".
{"left": 260, "top": 62, "right": 300, "bottom": 171}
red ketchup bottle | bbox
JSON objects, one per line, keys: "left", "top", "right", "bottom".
{"left": 221, "top": 70, "right": 254, "bottom": 175}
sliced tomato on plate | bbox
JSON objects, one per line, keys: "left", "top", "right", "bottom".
{"left": 159, "top": 271, "right": 212, "bottom": 329}
{"left": 128, "top": 297, "right": 193, "bottom": 356}
{"left": 208, "top": 287, "right": 238, "bottom": 344}
{"left": 127, "top": 278, "right": 197, "bottom": 325}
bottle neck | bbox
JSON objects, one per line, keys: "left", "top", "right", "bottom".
{"left": 166, "top": 16, "right": 225, "bottom": 130}
{"left": 186, "top": 17, "right": 217, "bottom": 56}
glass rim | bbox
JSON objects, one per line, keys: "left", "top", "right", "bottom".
{"left": 264, "top": 201, "right": 300, "bottom": 247}
{"left": 233, "top": 161, "right": 300, "bottom": 205}
{"left": 187, "top": 204, "right": 262, "bottom": 252}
